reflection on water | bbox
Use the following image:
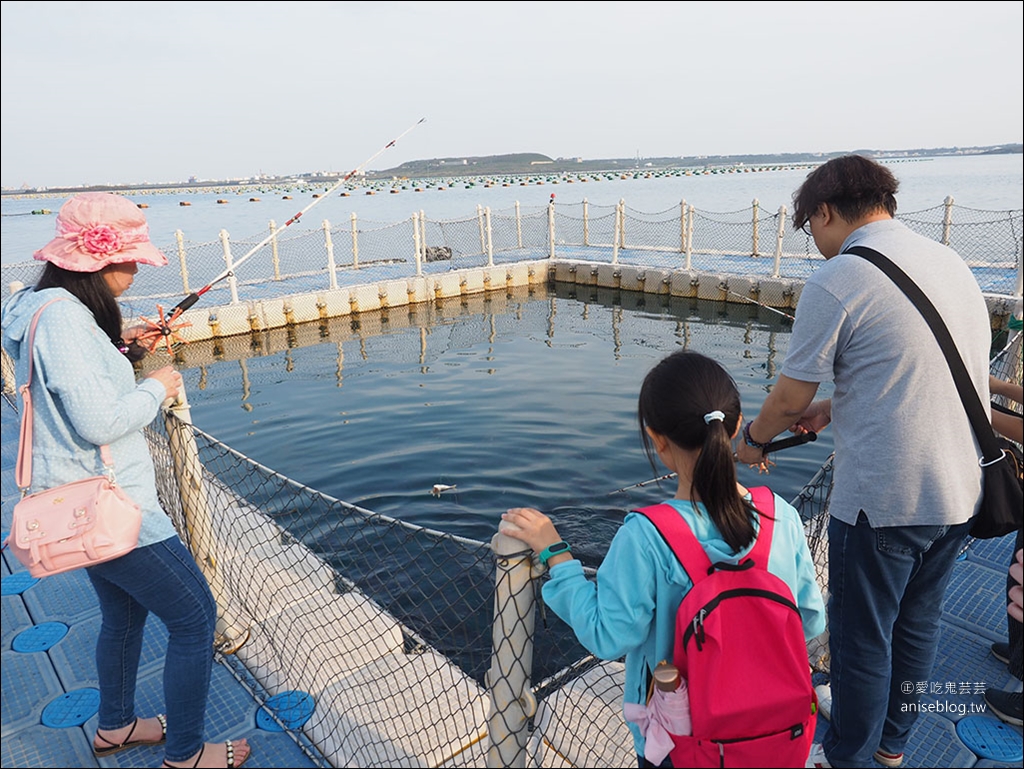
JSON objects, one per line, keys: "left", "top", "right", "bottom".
{"left": 144, "top": 282, "right": 834, "bottom": 551}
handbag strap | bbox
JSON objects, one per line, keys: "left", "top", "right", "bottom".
{"left": 844, "top": 245, "right": 1002, "bottom": 464}
{"left": 15, "top": 297, "right": 114, "bottom": 493}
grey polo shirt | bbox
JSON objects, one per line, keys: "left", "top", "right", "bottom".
{"left": 781, "top": 219, "right": 991, "bottom": 527}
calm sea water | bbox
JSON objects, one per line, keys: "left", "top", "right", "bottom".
{"left": 169, "top": 284, "right": 825, "bottom": 549}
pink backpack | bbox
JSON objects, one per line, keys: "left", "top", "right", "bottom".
{"left": 636, "top": 486, "right": 816, "bottom": 768}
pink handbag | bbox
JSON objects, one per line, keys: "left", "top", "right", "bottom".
{"left": 4, "top": 299, "right": 142, "bottom": 578}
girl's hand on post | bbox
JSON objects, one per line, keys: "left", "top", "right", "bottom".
{"left": 502, "top": 507, "right": 563, "bottom": 554}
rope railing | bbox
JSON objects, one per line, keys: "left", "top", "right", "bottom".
{"left": 4, "top": 197, "right": 1020, "bottom": 307}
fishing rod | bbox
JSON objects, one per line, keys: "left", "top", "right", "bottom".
{"left": 609, "top": 430, "right": 818, "bottom": 494}
{"left": 726, "top": 290, "right": 795, "bottom": 322}
{"left": 135, "top": 119, "right": 427, "bottom": 353}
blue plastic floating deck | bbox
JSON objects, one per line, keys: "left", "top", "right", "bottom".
{"left": 12, "top": 621, "right": 68, "bottom": 653}
{"left": 40, "top": 687, "right": 100, "bottom": 728}
{"left": 1, "top": 571, "right": 39, "bottom": 595}
{"left": 956, "top": 715, "right": 1024, "bottom": 763}
{"left": 257, "top": 690, "right": 315, "bottom": 731}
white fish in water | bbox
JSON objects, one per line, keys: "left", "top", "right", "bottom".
{"left": 431, "top": 484, "right": 457, "bottom": 497}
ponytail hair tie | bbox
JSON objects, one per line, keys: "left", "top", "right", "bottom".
{"left": 704, "top": 410, "right": 725, "bottom": 424}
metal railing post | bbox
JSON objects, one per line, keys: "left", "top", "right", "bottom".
{"left": 323, "top": 219, "right": 338, "bottom": 289}
{"left": 773, "top": 205, "right": 786, "bottom": 277}
{"left": 412, "top": 212, "right": 423, "bottom": 276}
{"left": 618, "top": 198, "right": 626, "bottom": 249}
{"left": 612, "top": 201, "right": 622, "bottom": 265}
{"left": 478, "top": 204, "right": 487, "bottom": 256}
{"left": 175, "top": 230, "right": 190, "bottom": 294}
{"left": 219, "top": 230, "right": 240, "bottom": 304}
{"left": 515, "top": 201, "right": 523, "bottom": 249}
{"left": 583, "top": 198, "right": 590, "bottom": 247}
{"left": 485, "top": 207, "right": 494, "bottom": 267}
{"left": 486, "top": 520, "right": 537, "bottom": 768}
{"left": 269, "top": 220, "right": 281, "bottom": 281}
{"left": 942, "top": 195, "right": 954, "bottom": 246}
{"left": 752, "top": 199, "right": 760, "bottom": 257}
{"left": 679, "top": 199, "right": 686, "bottom": 254}
{"left": 548, "top": 199, "right": 556, "bottom": 259}
{"left": 685, "top": 204, "right": 694, "bottom": 270}
{"left": 350, "top": 212, "right": 359, "bottom": 269}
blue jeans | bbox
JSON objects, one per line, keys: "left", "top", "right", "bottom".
{"left": 822, "top": 511, "right": 971, "bottom": 768}
{"left": 87, "top": 536, "right": 217, "bottom": 762}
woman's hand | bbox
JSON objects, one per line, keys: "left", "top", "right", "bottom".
{"left": 501, "top": 507, "right": 565, "bottom": 558}
{"left": 145, "top": 365, "right": 182, "bottom": 401}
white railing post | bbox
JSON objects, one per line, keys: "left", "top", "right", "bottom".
{"left": 478, "top": 204, "right": 487, "bottom": 256}
{"left": 350, "top": 212, "right": 359, "bottom": 269}
{"left": 583, "top": 198, "right": 590, "bottom": 247}
{"left": 773, "top": 205, "right": 786, "bottom": 278}
{"left": 515, "top": 201, "right": 523, "bottom": 249}
{"left": 485, "top": 207, "right": 494, "bottom": 267}
{"left": 752, "top": 199, "right": 760, "bottom": 257}
{"left": 164, "top": 385, "right": 252, "bottom": 653}
{"left": 618, "top": 198, "right": 626, "bottom": 249}
{"left": 942, "top": 195, "right": 954, "bottom": 246}
{"left": 612, "top": 202, "right": 622, "bottom": 265}
{"left": 219, "top": 229, "right": 240, "bottom": 304}
{"left": 269, "top": 220, "right": 281, "bottom": 281}
{"left": 679, "top": 200, "right": 686, "bottom": 254}
{"left": 413, "top": 212, "right": 423, "bottom": 276}
{"left": 323, "top": 219, "right": 338, "bottom": 289}
{"left": 486, "top": 521, "right": 537, "bottom": 768}
{"left": 685, "top": 204, "right": 694, "bottom": 270}
{"left": 548, "top": 199, "right": 556, "bottom": 259}
{"left": 175, "top": 229, "right": 190, "bottom": 294}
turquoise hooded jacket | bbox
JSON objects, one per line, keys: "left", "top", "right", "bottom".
{"left": 2, "top": 286, "right": 179, "bottom": 548}
{"left": 542, "top": 491, "right": 826, "bottom": 756}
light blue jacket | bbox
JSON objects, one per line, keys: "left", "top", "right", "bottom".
{"left": 2, "top": 287, "right": 180, "bottom": 548}
{"left": 542, "top": 490, "right": 826, "bottom": 755}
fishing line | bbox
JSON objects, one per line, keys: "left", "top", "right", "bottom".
{"left": 608, "top": 431, "right": 817, "bottom": 494}
{"left": 726, "top": 289, "right": 796, "bottom": 322}
{"left": 160, "top": 118, "right": 426, "bottom": 326}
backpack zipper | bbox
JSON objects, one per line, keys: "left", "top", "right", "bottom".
{"left": 683, "top": 588, "right": 800, "bottom": 650}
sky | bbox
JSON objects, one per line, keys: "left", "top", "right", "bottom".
{"left": 2, "top": 1, "right": 1022, "bottom": 190}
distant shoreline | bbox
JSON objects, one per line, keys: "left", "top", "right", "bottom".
{"left": 2, "top": 144, "right": 1020, "bottom": 199}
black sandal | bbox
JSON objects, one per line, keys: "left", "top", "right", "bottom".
{"left": 93, "top": 713, "right": 167, "bottom": 756}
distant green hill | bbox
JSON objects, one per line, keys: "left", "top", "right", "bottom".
{"left": 367, "top": 144, "right": 1023, "bottom": 180}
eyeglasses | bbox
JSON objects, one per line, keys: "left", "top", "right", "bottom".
{"left": 799, "top": 214, "right": 815, "bottom": 236}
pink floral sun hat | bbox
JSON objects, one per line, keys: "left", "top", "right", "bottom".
{"left": 33, "top": 192, "right": 168, "bottom": 272}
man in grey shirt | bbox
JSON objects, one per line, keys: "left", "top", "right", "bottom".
{"left": 736, "top": 156, "right": 991, "bottom": 768}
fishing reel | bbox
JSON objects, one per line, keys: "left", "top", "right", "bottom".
{"left": 132, "top": 304, "right": 191, "bottom": 356}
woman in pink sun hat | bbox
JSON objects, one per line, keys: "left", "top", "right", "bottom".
{"left": 3, "top": 192, "right": 251, "bottom": 768}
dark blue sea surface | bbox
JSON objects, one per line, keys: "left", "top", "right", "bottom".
{"left": 173, "top": 284, "right": 833, "bottom": 552}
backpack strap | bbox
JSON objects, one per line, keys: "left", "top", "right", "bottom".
{"left": 745, "top": 486, "right": 776, "bottom": 568}
{"left": 635, "top": 486, "right": 777, "bottom": 581}
{"left": 635, "top": 502, "right": 713, "bottom": 585}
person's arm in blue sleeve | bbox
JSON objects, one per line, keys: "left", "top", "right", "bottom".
{"left": 542, "top": 517, "right": 658, "bottom": 660}
{"left": 33, "top": 302, "right": 167, "bottom": 446}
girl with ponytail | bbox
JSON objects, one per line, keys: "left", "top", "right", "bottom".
{"left": 503, "top": 350, "right": 824, "bottom": 767}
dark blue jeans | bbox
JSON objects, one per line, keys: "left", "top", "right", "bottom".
{"left": 822, "top": 511, "right": 971, "bottom": 768}
{"left": 87, "top": 536, "right": 217, "bottom": 762}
